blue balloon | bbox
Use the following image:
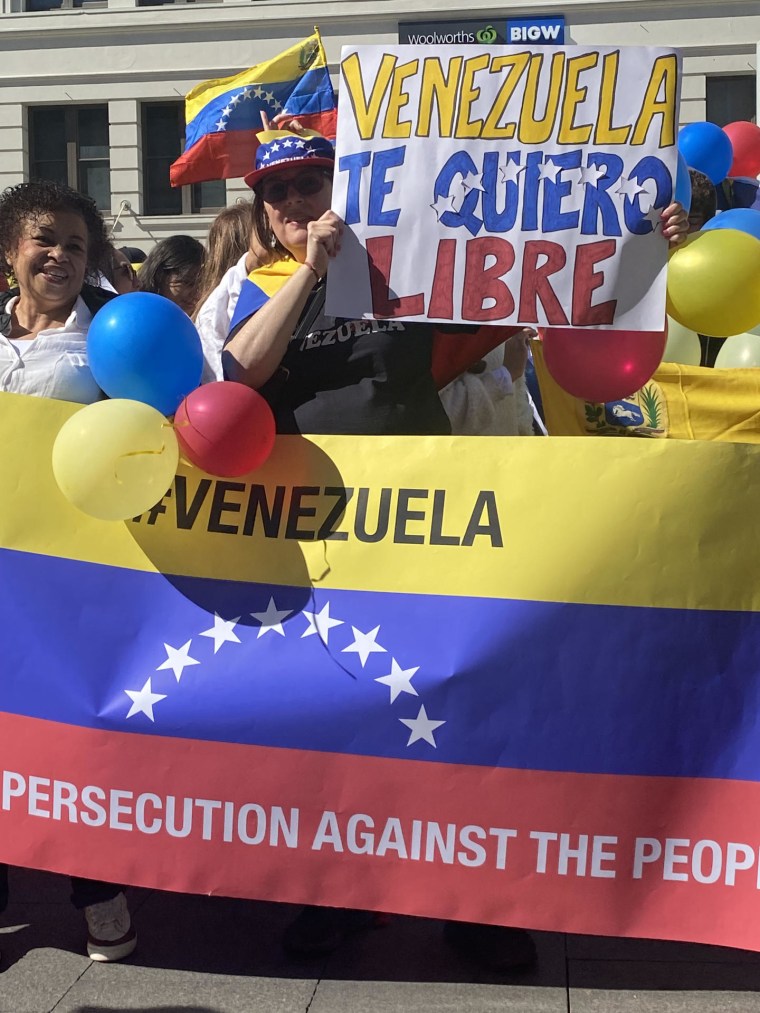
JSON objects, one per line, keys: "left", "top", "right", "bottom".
{"left": 674, "top": 151, "right": 692, "bottom": 213}
{"left": 87, "top": 292, "right": 203, "bottom": 415}
{"left": 678, "top": 122, "right": 734, "bottom": 185}
{"left": 702, "top": 208, "right": 760, "bottom": 243}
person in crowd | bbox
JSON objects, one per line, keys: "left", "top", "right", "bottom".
{"left": 100, "top": 243, "right": 138, "bottom": 295}
{"left": 224, "top": 129, "right": 451, "bottom": 436}
{"left": 138, "top": 234, "right": 205, "bottom": 316}
{"left": 0, "top": 180, "right": 136, "bottom": 962}
{"left": 688, "top": 170, "right": 718, "bottom": 233}
{"left": 194, "top": 202, "right": 269, "bottom": 381}
{"left": 717, "top": 175, "right": 760, "bottom": 212}
{"left": 223, "top": 127, "right": 690, "bottom": 967}
{"left": 118, "top": 245, "right": 147, "bottom": 270}
{"left": 440, "top": 330, "right": 537, "bottom": 436}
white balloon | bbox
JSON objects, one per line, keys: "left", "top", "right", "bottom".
{"left": 714, "top": 332, "right": 760, "bottom": 368}
{"left": 664, "top": 316, "right": 701, "bottom": 365}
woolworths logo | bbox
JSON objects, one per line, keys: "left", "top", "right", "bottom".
{"left": 476, "top": 25, "right": 497, "bottom": 43}
{"left": 400, "top": 21, "right": 505, "bottom": 45}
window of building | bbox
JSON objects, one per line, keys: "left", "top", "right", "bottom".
{"left": 142, "top": 103, "right": 226, "bottom": 215}
{"left": 706, "top": 75, "right": 756, "bottom": 127}
{"left": 136, "top": 0, "right": 221, "bottom": 5}
{"left": 25, "top": 0, "right": 87, "bottom": 10}
{"left": 29, "top": 105, "right": 111, "bottom": 211}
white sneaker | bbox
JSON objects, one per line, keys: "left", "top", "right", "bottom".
{"left": 84, "top": 892, "right": 137, "bottom": 962}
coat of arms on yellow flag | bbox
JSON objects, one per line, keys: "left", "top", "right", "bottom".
{"left": 532, "top": 340, "right": 760, "bottom": 443}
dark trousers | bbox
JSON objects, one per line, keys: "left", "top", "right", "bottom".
{"left": 0, "top": 863, "right": 121, "bottom": 914}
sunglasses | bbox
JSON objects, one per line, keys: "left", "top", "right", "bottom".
{"left": 256, "top": 169, "right": 330, "bottom": 204}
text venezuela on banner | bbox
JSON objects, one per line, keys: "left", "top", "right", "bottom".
{"left": 3, "top": 392, "right": 760, "bottom": 952}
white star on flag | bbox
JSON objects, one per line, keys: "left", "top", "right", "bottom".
{"left": 262, "top": 151, "right": 271, "bottom": 161}
{"left": 538, "top": 159, "right": 562, "bottom": 182}
{"left": 215, "top": 119, "right": 227, "bottom": 132}
{"left": 616, "top": 176, "right": 648, "bottom": 199}
{"left": 295, "top": 139, "right": 306, "bottom": 149}
{"left": 305, "top": 146, "right": 316, "bottom": 155}
{"left": 399, "top": 705, "right": 446, "bottom": 747}
{"left": 125, "top": 678, "right": 167, "bottom": 722}
{"left": 230, "top": 94, "right": 241, "bottom": 106}
{"left": 301, "top": 603, "right": 344, "bottom": 643}
{"left": 282, "top": 138, "right": 293, "bottom": 148}
{"left": 264, "top": 90, "right": 275, "bottom": 103}
{"left": 222, "top": 105, "right": 232, "bottom": 117}
{"left": 200, "top": 614, "right": 241, "bottom": 654}
{"left": 499, "top": 160, "right": 525, "bottom": 184}
{"left": 342, "top": 626, "right": 386, "bottom": 667}
{"left": 270, "top": 142, "right": 280, "bottom": 152}
{"left": 253, "top": 86, "right": 263, "bottom": 99}
{"left": 251, "top": 597, "right": 292, "bottom": 638}
{"left": 375, "top": 659, "right": 419, "bottom": 703}
{"left": 272, "top": 99, "right": 283, "bottom": 112}
{"left": 430, "top": 193, "right": 458, "bottom": 221}
{"left": 157, "top": 640, "right": 200, "bottom": 683}
{"left": 577, "top": 164, "right": 607, "bottom": 186}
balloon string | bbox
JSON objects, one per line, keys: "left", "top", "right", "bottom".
{"left": 309, "top": 540, "right": 331, "bottom": 584}
{"left": 113, "top": 445, "right": 169, "bottom": 486}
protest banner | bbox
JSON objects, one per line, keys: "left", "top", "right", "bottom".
{"left": 3, "top": 391, "right": 760, "bottom": 952}
{"left": 326, "top": 44, "right": 680, "bottom": 331}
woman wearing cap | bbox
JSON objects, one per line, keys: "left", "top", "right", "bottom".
{"left": 223, "top": 127, "right": 451, "bottom": 436}
{"left": 223, "top": 126, "right": 690, "bottom": 967}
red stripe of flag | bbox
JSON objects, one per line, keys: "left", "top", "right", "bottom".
{"left": 170, "top": 111, "right": 338, "bottom": 188}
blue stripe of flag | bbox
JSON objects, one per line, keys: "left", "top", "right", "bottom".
{"left": 185, "top": 68, "right": 334, "bottom": 147}
{"left": 3, "top": 547, "right": 760, "bottom": 782}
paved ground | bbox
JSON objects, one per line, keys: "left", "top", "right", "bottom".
{"left": 2, "top": 868, "right": 760, "bottom": 1013}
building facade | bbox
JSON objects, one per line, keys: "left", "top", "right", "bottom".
{"left": 0, "top": 0, "right": 756, "bottom": 250}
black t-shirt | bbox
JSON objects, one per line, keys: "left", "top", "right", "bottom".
{"left": 258, "top": 289, "right": 450, "bottom": 436}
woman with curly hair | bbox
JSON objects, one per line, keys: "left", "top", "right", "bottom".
{"left": 0, "top": 179, "right": 117, "bottom": 404}
{"left": 0, "top": 180, "right": 136, "bottom": 963}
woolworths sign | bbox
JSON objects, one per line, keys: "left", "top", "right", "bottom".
{"left": 398, "top": 19, "right": 506, "bottom": 45}
{"left": 398, "top": 16, "right": 565, "bottom": 45}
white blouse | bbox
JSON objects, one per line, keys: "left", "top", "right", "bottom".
{"left": 195, "top": 254, "right": 249, "bottom": 383}
{"left": 0, "top": 296, "right": 102, "bottom": 405}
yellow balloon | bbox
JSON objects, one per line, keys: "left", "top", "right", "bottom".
{"left": 52, "top": 399, "right": 179, "bottom": 521}
{"left": 664, "top": 316, "right": 701, "bottom": 365}
{"left": 714, "top": 332, "right": 760, "bottom": 369}
{"left": 667, "top": 230, "right": 760, "bottom": 338}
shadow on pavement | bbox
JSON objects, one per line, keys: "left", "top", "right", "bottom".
{"left": 4, "top": 868, "right": 760, "bottom": 994}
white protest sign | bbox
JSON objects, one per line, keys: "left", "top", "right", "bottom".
{"left": 326, "top": 45, "right": 681, "bottom": 331}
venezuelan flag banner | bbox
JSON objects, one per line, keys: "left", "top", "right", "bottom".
{"left": 4, "top": 391, "right": 760, "bottom": 951}
{"left": 170, "top": 31, "right": 337, "bottom": 187}
{"left": 532, "top": 340, "right": 760, "bottom": 442}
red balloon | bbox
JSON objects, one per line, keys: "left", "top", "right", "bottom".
{"left": 724, "top": 121, "right": 760, "bottom": 180}
{"left": 174, "top": 381, "right": 276, "bottom": 477}
{"left": 542, "top": 327, "right": 666, "bottom": 403}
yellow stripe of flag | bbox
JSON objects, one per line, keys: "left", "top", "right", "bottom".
{"left": 4, "top": 392, "right": 760, "bottom": 614}
{"left": 185, "top": 31, "right": 327, "bottom": 127}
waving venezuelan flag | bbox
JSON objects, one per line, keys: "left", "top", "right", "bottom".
{"left": 170, "top": 31, "right": 337, "bottom": 187}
